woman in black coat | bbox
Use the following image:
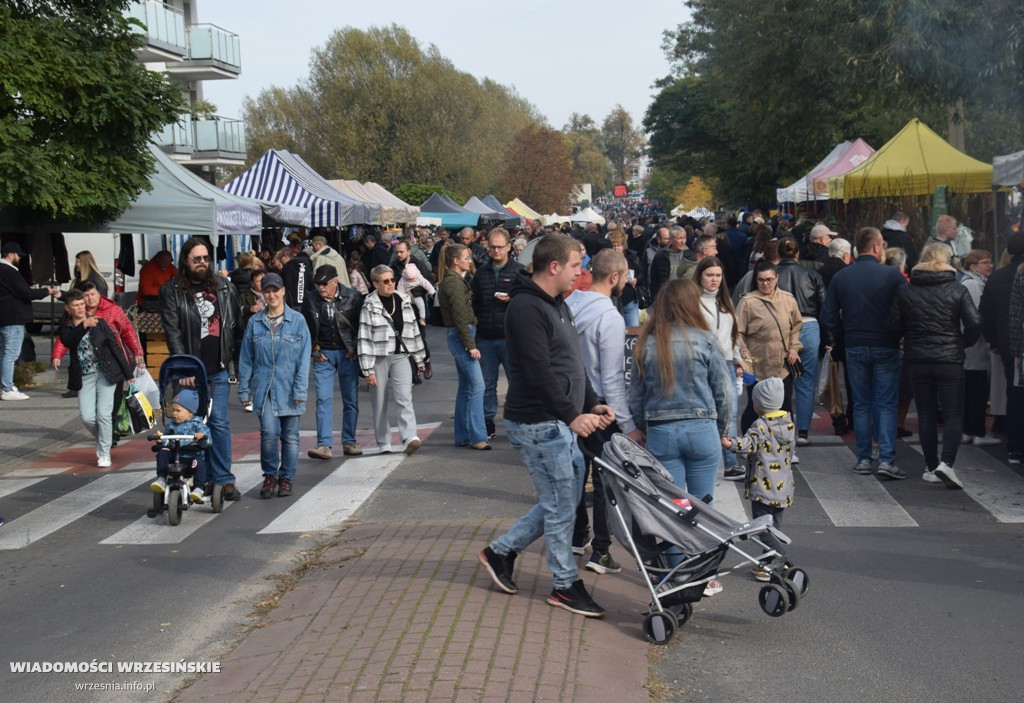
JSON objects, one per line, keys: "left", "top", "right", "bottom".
{"left": 888, "top": 243, "right": 982, "bottom": 489}
{"left": 52, "top": 289, "right": 132, "bottom": 468}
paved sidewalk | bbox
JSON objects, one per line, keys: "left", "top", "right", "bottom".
{"left": 175, "top": 519, "right": 652, "bottom": 703}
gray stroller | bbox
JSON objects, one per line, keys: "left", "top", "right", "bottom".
{"left": 593, "top": 434, "right": 810, "bottom": 644}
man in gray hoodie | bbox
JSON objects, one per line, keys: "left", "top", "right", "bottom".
{"left": 565, "top": 249, "right": 641, "bottom": 575}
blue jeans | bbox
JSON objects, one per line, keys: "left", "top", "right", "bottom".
{"left": 79, "top": 371, "right": 116, "bottom": 457}
{"left": 623, "top": 301, "right": 640, "bottom": 327}
{"left": 477, "top": 337, "right": 509, "bottom": 422}
{"left": 313, "top": 349, "right": 359, "bottom": 447}
{"left": 793, "top": 320, "right": 820, "bottom": 432}
{"left": 721, "top": 383, "right": 739, "bottom": 468}
{"left": 448, "top": 326, "right": 487, "bottom": 445}
{"left": 0, "top": 323, "right": 25, "bottom": 392}
{"left": 491, "top": 419, "right": 585, "bottom": 589}
{"left": 845, "top": 346, "right": 901, "bottom": 464}
{"left": 645, "top": 418, "right": 721, "bottom": 565}
{"left": 206, "top": 369, "right": 235, "bottom": 485}
{"left": 258, "top": 402, "right": 300, "bottom": 481}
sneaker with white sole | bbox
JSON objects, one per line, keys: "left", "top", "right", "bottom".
{"left": 796, "top": 431, "right": 809, "bottom": 446}
{"left": 933, "top": 462, "right": 964, "bottom": 489}
{"left": 189, "top": 485, "right": 206, "bottom": 504}
{"left": 852, "top": 460, "right": 873, "bottom": 475}
{"left": 724, "top": 465, "right": 745, "bottom": 481}
{"left": 547, "top": 579, "right": 605, "bottom": 617}
{"left": 403, "top": 437, "right": 422, "bottom": 455}
{"left": 307, "top": 444, "right": 332, "bottom": 460}
{"left": 877, "top": 462, "right": 906, "bottom": 480}
{"left": 1010, "top": 453, "right": 1023, "bottom": 465}
{"left": 972, "top": 435, "right": 1000, "bottom": 447}
{"left": 791, "top": 452, "right": 800, "bottom": 464}
{"left": 571, "top": 538, "right": 591, "bottom": 556}
{"left": 150, "top": 476, "right": 167, "bottom": 494}
{"left": 703, "top": 578, "right": 724, "bottom": 596}
{"left": 922, "top": 470, "right": 942, "bottom": 483}
{"left": 97, "top": 454, "right": 111, "bottom": 468}
{"left": 962, "top": 434, "right": 974, "bottom": 444}
{"left": 752, "top": 566, "right": 771, "bottom": 582}
{"left": 584, "top": 551, "right": 622, "bottom": 574}
{"left": 1, "top": 389, "right": 29, "bottom": 401}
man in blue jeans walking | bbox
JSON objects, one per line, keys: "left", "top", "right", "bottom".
{"left": 478, "top": 234, "right": 615, "bottom": 618}
{"left": 470, "top": 228, "right": 523, "bottom": 439}
{"left": 821, "top": 227, "right": 907, "bottom": 478}
{"left": 304, "top": 265, "right": 364, "bottom": 460}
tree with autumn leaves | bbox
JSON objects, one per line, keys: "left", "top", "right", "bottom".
{"left": 499, "top": 126, "right": 577, "bottom": 215}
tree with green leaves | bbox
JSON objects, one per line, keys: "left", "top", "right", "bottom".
{"left": 601, "top": 105, "right": 646, "bottom": 184}
{"left": 0, "top": 0, "right": 183, "bottom": 224}
{"left": 243, "top": 25, "right": 540, "bottom": 198}
{"left": 393, "top": 184, "right": 463, "bottom": 207}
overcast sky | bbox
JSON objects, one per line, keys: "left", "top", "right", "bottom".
{"left": 198, "top": 0, "right": 687, "bottom": 131}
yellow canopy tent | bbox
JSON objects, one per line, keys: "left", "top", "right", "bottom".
{"left": 505, "top": 197, "right": 543, "bottom": 222}
{"left": 829, "top": 118, "right": 993, "bottom": 201}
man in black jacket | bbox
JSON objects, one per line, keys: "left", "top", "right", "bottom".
{"left": 0, "top": 242, "right": 58, "bottom": 400}
{"left": 478, "top": 234, "right": 614, "bottom": 618}
{"left": 982, "top": 233, "right": 1024, "bottom": 464}
{"left": 281, "top": 244, "right": 313, "bottom": 311}
{"left": 470, "top": 228, "right": 523, "bottom": 438}
{"left": 459, "top": 227, "right": 490, "bottom": 270}
{"left": 159, "top": 238, "right": 242, "bottom": 500}
{"left": 304, "top": 265, "right": 364, "bottom": 461}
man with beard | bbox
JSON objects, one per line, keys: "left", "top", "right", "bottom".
{"left": 159, "top": 238, "right": 242, "bottom": 501}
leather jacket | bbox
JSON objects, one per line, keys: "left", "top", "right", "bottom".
{"left": 302, "top": 285, "right": 363, "bottom": 354}
{"left": 887, "top": 268, "right": 981, "bottom": 364}
{"left": 158, "top": 275, "right": 241, "bottom": 370}
{"left": 776, "top": 259, "right": 825, "bottom": 319}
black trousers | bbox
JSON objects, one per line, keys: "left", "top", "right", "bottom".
{"left": 908, "top": 362, "right": 965, "bottom": 469}
{"left": 751, "top": 501, "right": 787, "bottom": 561}
{"left": 572, "top": 422, "right": 619, "bottom": 555}
{"left": 741, "top": 374, "right": 794, "bottom": 434}
{"left": 963, "top": 369, "right": 989, "bottom": 437}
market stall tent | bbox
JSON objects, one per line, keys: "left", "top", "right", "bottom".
{"left": 777, "top": 141, "right": 850, "bottom": 203}
{"left": 223, "top": 150, "right": 376, "bottom": 226}
{"left": 463, "top": 196, "right": 520, "bottom": 227}
{"left": 829, "top": 119, "right": 993, "bottom": 201}
{"left": 419, "top": 193, "right": 480, "bottom": 228}
{"left": 326, "top": 179, "right": 390, "bottom": 225}
{"left": 808, "top": 139, "right": 875, "bottom": 198}
{"left": 481, "top": 195, "right": 522, "bottom": 227}
{"left": 994, "top": 150, "right": 1024, "bottom": 187}
{"left": 505, "top": 198, "right": 543, "bottom": 222}
{"left": 362, "top": 182, "right": 420, "bottom": 224}
{"left": 571, "top": 207, "right": 606, "bottom": 225}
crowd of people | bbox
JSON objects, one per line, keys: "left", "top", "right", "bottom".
{"left": 3, "top": 198, "right": 1023, "bottom": 616}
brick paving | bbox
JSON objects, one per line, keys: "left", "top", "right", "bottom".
{"left": 175, "top": 519, "right": 651, "bottom": 702}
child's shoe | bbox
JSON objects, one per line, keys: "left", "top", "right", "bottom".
{"left": 189, "top": 485, "right": 206, "bottom": 504}
{"left": 752, "top": 565, "right": 771, "bottom": 582}
{"left": 150, "top": 476, "right": 166, "bottom": 494}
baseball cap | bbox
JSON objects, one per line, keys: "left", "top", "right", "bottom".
{"left": 810, "top": 224, "right": 838, "bottom": 240}
{"left": 261, "top": 272, "right": 285, "bottom": 290}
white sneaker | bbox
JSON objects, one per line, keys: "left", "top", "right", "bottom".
{"left": 1, "top": 389, "right": 29, "bottom": 401}
{"left": 933, "top": 462, "right": 964, "bottom": 489}
{"left": 242, "top": 401, "right": 253, "bottom": 413}
{"left": 922, "top": 470, "right": 942, "bottom": 484}
{"left": 791, "top": 452, "right": 800, "bottom": 464}
{"left": 97, "top": 454, "right": 111, "bottom": 468}
{"left": 962, "top": 434, "right": 974, "bottom": 444}
{"left": 189, "top": 485, "right": 206, "bottom": 504}
{"left": 403, "top": 436, "right": 422, "bottom": 455}
{"left": 972, "top": 435, "right": 1000, "bottom": 447}
{"left": 150, "top": 477, "right": 166, "bottom": 494}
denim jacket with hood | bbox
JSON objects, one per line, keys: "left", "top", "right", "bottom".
{"left": 238, "top": 305, "right": 311, "bottom": 417}
{"left": 628, "top": 325, "right": 732, "bottom": 434}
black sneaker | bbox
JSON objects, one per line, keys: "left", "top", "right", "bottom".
{"left": 724, "top": 466, "right": 745, "bottom": 481}
{"left": 479, "top": 546, "right": 518, "bottom": 594}
{"left": 584, "top": 551, "right": 621, "bottom": 574}
{"left": 547, "top": 579, "right": 605, "bottom": 617}
{"left": 796, "top": 430, "right": 809, "bottom": 446}
{"left": 485, "top": 418, "right": 496, "bottom": 440}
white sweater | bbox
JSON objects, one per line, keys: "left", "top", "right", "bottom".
{"left": 699, "top": 289, "right": 740, "bottom": 364}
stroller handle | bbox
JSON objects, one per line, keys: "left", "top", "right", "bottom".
{"left": 151, "top": 434, "right": 196, "bottom": 441}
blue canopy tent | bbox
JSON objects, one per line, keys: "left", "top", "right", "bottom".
{"left": 481, "top": 195, "right": 523, "bottom": 227}
{"left": 419, "top": 193, "right": 480, "bottom": 228}
{"left": 463, "top": 196, "right": 520, "bottom": 228}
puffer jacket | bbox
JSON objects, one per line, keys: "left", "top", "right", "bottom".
{"left": 775, "top": 259, "right": 826, "bottom": 319}
{"left": 159, "top": 275, "right": 240, "bottom": 372}
{"left": 470, "top": 259, "right": 523, "bottom": 339}
{"left": 887, "top": 266, "right": 981, "bottom": 364}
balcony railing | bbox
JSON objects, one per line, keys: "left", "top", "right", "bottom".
{"left": 127, "top": 1, "right": 186, "bottom": 57}
{"left": 153, "top": 115, "right": 245, "bottom": 158}
{"left": 188, "top": 24, "right": 241, "bottom": 70}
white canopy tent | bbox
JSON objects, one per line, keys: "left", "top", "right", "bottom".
{"left": 570, "top": 207, "right": 606, "bottom": 225}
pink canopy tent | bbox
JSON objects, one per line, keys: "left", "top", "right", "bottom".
{"left": 810, "top": 138, "right": 875, "bottom": 198}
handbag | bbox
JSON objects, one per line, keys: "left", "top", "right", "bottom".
{"left": 759, "top": 299, "right": 804, "bottom": 378}
{"left": 380, "top": 302, "right": 423, "bottom": 385}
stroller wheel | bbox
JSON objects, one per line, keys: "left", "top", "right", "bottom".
{"left": 783, "top": 567, "right": 810, "bottom": 598}
{"left": 642, "top": 609, "right": 678, "bottom": 645}
{"left": 758, "top": 584, "right": 790, "bottom": 617}
{"left": 782, "top": 578, "right": 801, "bottom": 611}
{"left": 167, "top": 488, "right": 182, "bottom": 526}
{"left": 670, "top": 602, "right": 693, "bottom": 627}
{"left": 211, "top": 484, "right": 224, "bottom": 513}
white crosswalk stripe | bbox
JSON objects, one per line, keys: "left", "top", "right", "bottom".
{"left": 0, "top": 477, "right": 48, "bottom": 500}
{"left": 258, "top": 454, "right": 406, "bottom": 534}
{"left": 907, "top": 444, "right": 1024, "bottom": 523}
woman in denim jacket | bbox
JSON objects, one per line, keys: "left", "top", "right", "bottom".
{"left": 238, "top": 273, "right": 311, "bottom": 499}
{"left": 629, "top": 278, "right": 733, "bottom": 560}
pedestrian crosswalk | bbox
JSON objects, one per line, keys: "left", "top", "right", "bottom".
{"left": 2, "top": 435, "right": 1024, "bottom": 550}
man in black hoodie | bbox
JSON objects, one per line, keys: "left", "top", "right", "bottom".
{"left": 478, "top": 234, "right": 614, "bottom": 618}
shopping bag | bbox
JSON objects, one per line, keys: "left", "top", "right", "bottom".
{"left": 133, "top": 367, "right": 160, "bottom": 411}
{"left": 816, "top": 350, "right": 832, "bottom": 404}
{"left": 114, "top": 391, "right": 132, "bottom": 437}
{"left": 125, "top": 385, "right": 155, "bottom": 434}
